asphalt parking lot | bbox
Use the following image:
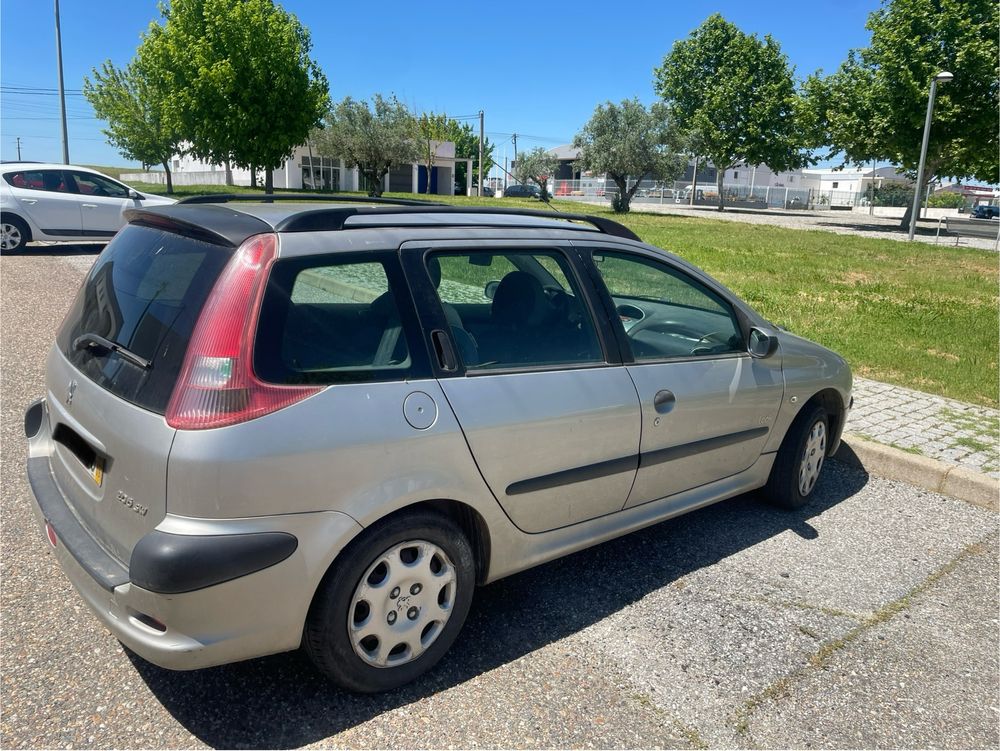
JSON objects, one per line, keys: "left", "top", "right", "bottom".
{"left": 2, "top": 245, "right": 998, "bottom": 749}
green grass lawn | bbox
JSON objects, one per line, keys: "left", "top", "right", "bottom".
{"left": 123, "top": 183, "right": 1000, "bottom": 407}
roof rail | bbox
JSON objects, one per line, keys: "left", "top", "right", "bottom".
{"left": 176, "top": 193, "right": 443, "bottom": 207}
{"left": 274, "top": 205, "right": 641, "bottom": 241}
{"left": 173, "top": 193, "right": 641, "bottom": 242}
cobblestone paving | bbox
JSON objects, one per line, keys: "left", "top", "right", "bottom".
{"left": 847, "top": 377, "right": 1000, "bottom": 477}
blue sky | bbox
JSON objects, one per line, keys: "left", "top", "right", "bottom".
{"left": 0, "top": 0, "right": 880, "bottom": 168}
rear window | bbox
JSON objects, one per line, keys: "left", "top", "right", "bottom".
{"left": 57, "top": 224, "right": 231, "bottom": 413}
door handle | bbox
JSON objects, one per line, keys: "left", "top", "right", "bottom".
{"left": 20, "top": 198, "right": 37, "bottom": 204}
{"left": 82, "top": 203, "right": 98, "bottom": 209}
{"left": 653, "top": 389, "right": 676, "bottom": 414}
{"left": 430, "top": 329, "right": 458, "bottom": 372}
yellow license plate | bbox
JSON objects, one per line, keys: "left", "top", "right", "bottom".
{"left": 89, "top": 458, "right": 104, "bottom": 487}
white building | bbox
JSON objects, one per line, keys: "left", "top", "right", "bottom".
{"left": 125, "top": 140, "right": 473, "bottom": 196}
{"left": 716, "top": 163, "right": 809, "bottom": 190}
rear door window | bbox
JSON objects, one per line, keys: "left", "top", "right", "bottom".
{"left": 57, "top": 225, "right": 231, "bottom": 413}
{"left": 427, "top": 249, "right": 605, "bottom": 370}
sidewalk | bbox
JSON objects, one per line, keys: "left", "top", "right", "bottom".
{"left": 568, "top": 198, "right": 999, "bottom": 251}
{"left": 847, "top": 377, "right": 999, "bottom": 478}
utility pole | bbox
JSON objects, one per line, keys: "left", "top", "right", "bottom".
{"left": 512, "top": 133, "right": 518, "bottom": 172}
{"left": 478, "top": 110, "right": 484, "bottom": 198}
{"left": 16, "top": 137, "right": 22, "bottom": 160}
{"left": 54, "top": 0, "right": 70, "bottom": 164}
{"left": 689, "top": 156, "right": 699, "bottom": 206}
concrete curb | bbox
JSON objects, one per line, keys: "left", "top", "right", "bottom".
{"left": 834, "top": 432, "right": 999, "bottom": 512}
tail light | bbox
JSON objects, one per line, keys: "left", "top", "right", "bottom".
{"left": 166, "top": 233, "right": 321, "bottom": 429}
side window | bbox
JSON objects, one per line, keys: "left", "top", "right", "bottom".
{"left": 426, "top": 250, "right": 604, "bottom": 370}
{"left": 70, "top": 172, "right": 129, "bottom": 198}
{"left": 592, "top": 251, "right": 743, "bottom": 360}
{"left": 254, "top": 257, "right": 415, "bottom": 384}
{"left": 4, "top": 170, "right": 69, "bottom": 192}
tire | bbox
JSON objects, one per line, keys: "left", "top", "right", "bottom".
{"left": 304, "top": 510, "right": 475, "bottom": 693}
{"left": 0, "top": 214, "right": 30, "bottom": 253}
{"left": 764, "top": 404, "right": 829, "bottom": 509}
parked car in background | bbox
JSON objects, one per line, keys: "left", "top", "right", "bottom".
{"left": 24, "top": 195, "right": 851, "bottom": 693}
{"left": 502, "top": 184, "right": 542, "bottom": 199}
{"left": 0, "top": 163, "right": 175, "bottom": 253}
{"left": 970, "top": 204, "right": 999, "bottom": 220}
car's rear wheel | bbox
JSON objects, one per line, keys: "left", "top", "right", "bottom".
{"left": 1, "top": 214, "right": 30, "bottom": 253}
{"left": 304, "top": 510, "right": 475, "bottom": 692}
{"left": 764, "top": 404, "right": 828, "bottom": 509}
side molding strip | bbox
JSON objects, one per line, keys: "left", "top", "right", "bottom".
{"left": 506, "top": 454, "right": 638, "bottom": 496}
{"left": 505, "top": 426, "right": 770, "bottom": 497}
{"left": 640, "top": 427, "right": 769, "bottom": 467}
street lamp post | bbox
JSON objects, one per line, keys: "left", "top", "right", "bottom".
{"left": 908, "top": 71, "right": 953, "bottom": 241}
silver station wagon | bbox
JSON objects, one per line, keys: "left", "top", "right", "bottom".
{"left": 24, "top": 196, "right": 851, "bottom": 692}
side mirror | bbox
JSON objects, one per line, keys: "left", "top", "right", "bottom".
{"left": 127, "top": 189, "right": 142, "bottom": 200}
{"left": 748, "top": 327, "right": 779, "bottom": 358}
{"left": 484, "top": 280, "right": 500, "bottom": 301}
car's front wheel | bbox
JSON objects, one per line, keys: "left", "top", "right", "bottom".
{"left": 0, "top": 214, "right": 30, "bottom": 253}
{"left": 764, "top": 404, "right": 829, "bottom": 509}
{"left": 304, "top": 510, "right": 475, "bottom": 692}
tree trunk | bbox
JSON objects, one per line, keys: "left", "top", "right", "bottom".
{"left": 161, "top": 161, "right": 173, "bottom": 195}
{"left": 614, "top": 176, "right": 630, "bottom": 213}
{"left": 264, "top": 167, "right": 273, "bottom": 195}
{"left": 250, "top": 165, "right": 257, "bottom": 189}
{"left": 716, "top": 169, "right": 726, "bottom": 211}
{"left": 224, "top": 160, "right": 233, "bottom": 186}
{"left": 369, "top": 169, "right": 383, "bottom": 197}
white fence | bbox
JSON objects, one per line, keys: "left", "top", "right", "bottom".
{"left": 121, "top": 171, "right": 247, "bottom": 186}
{"left": 547, "top": 178, "right": 911, "bottom": 211}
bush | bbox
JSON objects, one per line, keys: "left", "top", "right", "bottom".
{"left": 927, "top": 191, "right": 967, "bottom": 208}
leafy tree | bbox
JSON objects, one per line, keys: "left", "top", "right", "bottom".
{"left": 144, "top": 0, "right": 328, "bottom": 193}
{"left": 442, "top": 119, "right": 494, "bottom": 193}
{"left": 802, "top": 0, "right": 998, "bottom": 229}
{"left": 514, "top": 147, "right": 559, "bottom": 200}
{"left": 573, "top": 98, "right": 685, "bottom": 213}
{"left": 313, "top": 95, "right": 420, "bottom": 197}
{"left": 83, "top": 56, "right": 180, "bottom": 193}
{"left": 417, "top": 113, "right": 449, "bottom": 194}
{"left": 654, "top": 14, "right": 810, "bottom": 210}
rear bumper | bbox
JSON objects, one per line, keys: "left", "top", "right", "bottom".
{"left": 24, "top": 398, "right": 364, "bottom": 670}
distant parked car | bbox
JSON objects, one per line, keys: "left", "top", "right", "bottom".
{"left": 0, "top": 163, "right": 174, "bottom": 253}
{"left": 502, "top": 184, "right": 542, "bottom": 199}
{"left": 970, "top": 205, "right": 999, "bottom": 220}
{"left": 453, "top": 183, "right": 494, "bottom": 197}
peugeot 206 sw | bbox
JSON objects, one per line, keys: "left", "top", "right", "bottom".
{"left": 24, "top": 195, "right": 851, "bottom": 692}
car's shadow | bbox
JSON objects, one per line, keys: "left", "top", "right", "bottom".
{"left": 128, "top": 462, "right": 868, "bottom": 748}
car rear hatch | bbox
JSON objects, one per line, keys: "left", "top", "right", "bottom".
{"left": 44, "top": 222, "right": 234, "bottom": 565}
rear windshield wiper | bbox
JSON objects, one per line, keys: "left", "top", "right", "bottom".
{"left": 73, "top": 333, "right": 152, "bottom": 370}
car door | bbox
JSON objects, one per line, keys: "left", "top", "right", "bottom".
{"left": 585, "top": 246, "right": 785, "bottom": 508}
{"left": 66, "top": 171, "right": 132, "bottom": 236}
{"left": 4, "top": 168, "right": 82, "bottom": 236}
{"left": 400, "top": 241, "right": 641, "bottom": 534}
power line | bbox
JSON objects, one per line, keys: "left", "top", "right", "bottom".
{"left": 0, "top": 89, "right": 86, "bottom": 96}
{"left": 1, "top": 84, "right": 84, "bottom": 92}
{"left": 2, "top": 115, "right": 98, "bottom": 120}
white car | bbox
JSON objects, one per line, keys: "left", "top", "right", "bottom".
{"left": 0, "top": 163, "right": 175, "bottom": 252}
